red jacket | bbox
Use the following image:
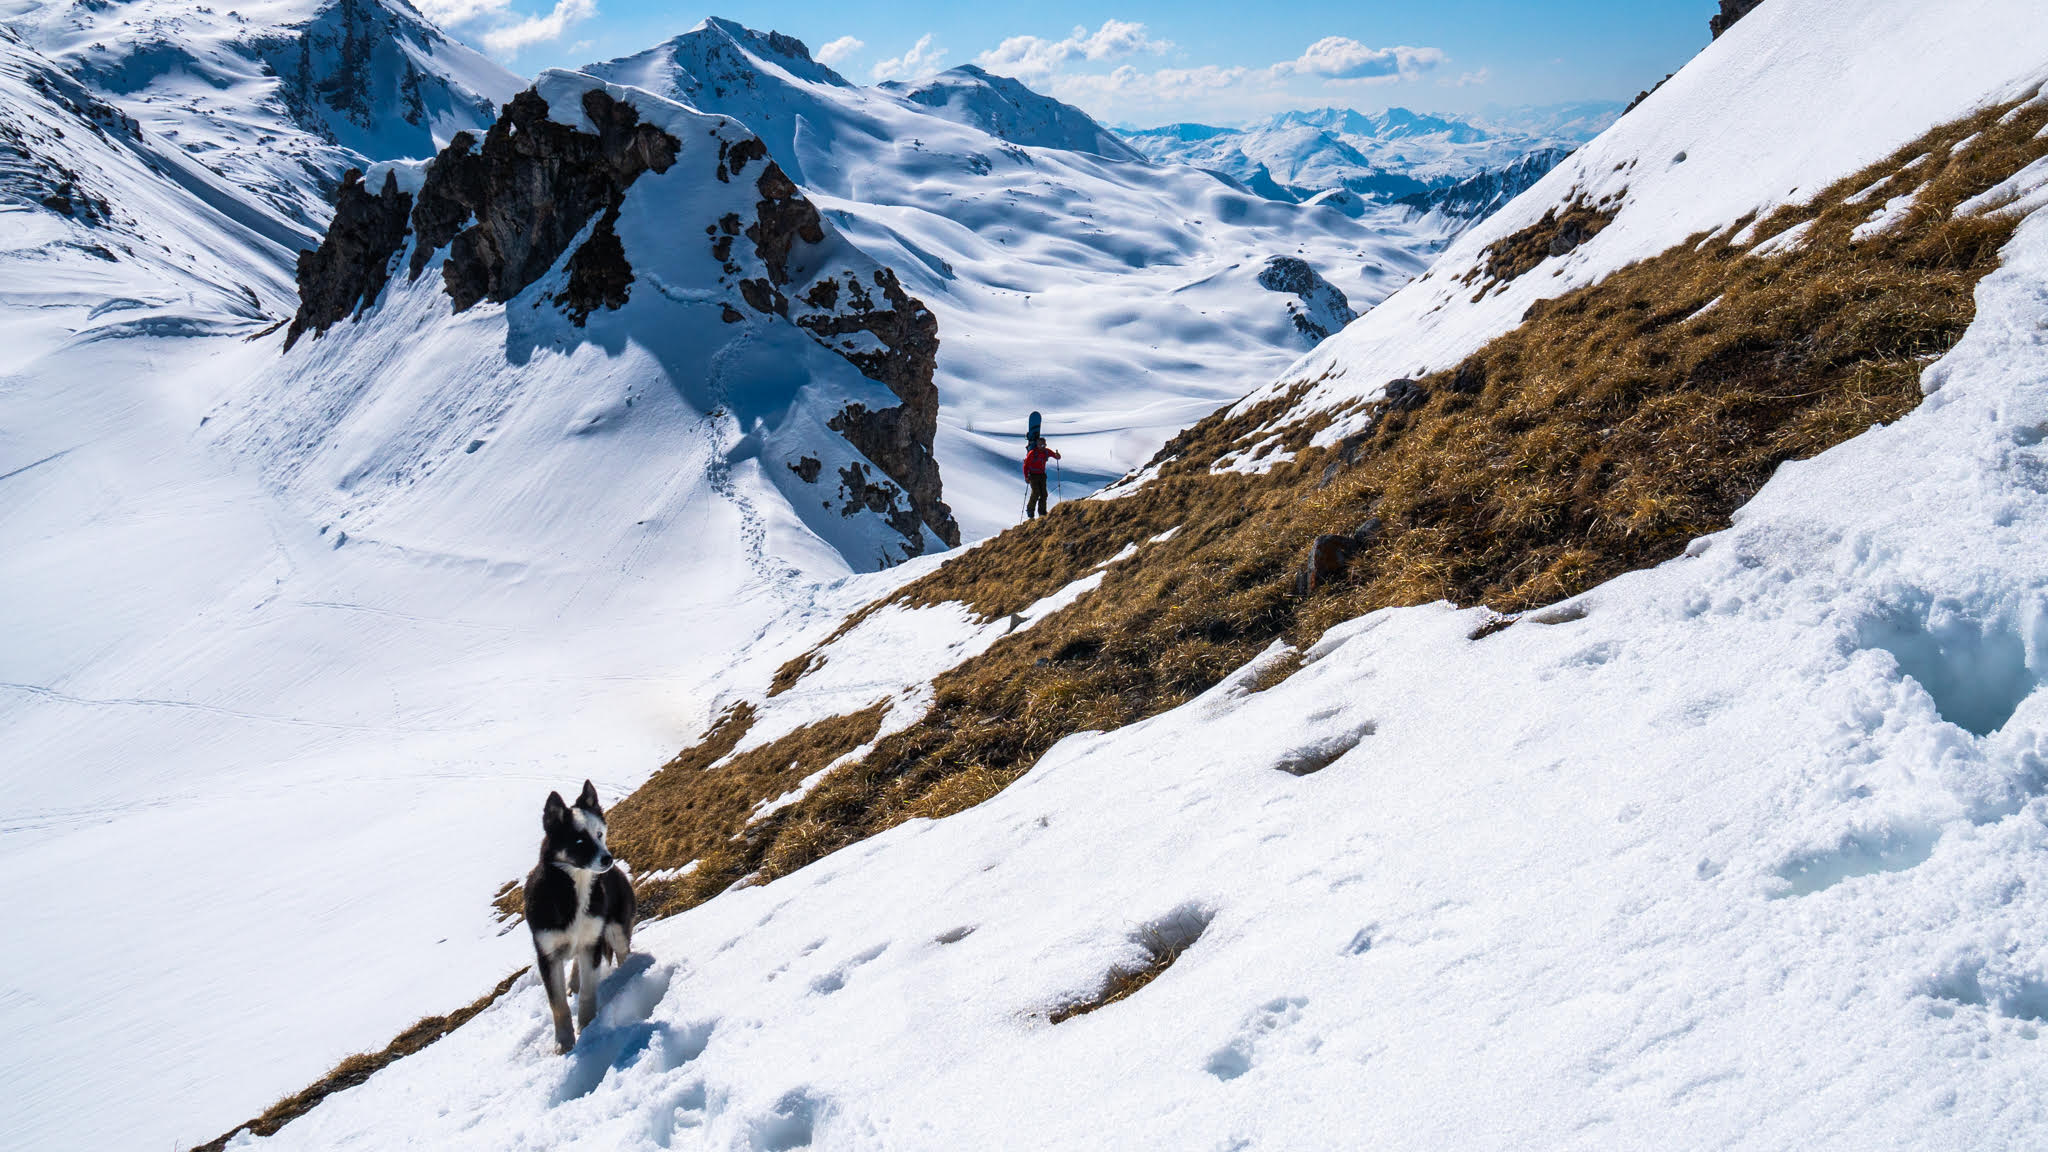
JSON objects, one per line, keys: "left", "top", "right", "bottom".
{"left": 1023, "top": 444, "right": 1060, "bottom": 477}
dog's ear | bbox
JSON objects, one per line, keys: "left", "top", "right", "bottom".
{"left": 543, "top": 790, "right": 570, "bottom": 830}
{"left": 576, "top": 779, "right": 602, "bottom": 814}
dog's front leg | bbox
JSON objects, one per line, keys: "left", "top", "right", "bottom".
{"left": 537, "top": 948, "right": 575, "bottom": 1053}
{"left": 575, "top": 947, "right": 601, "bottom": 1033}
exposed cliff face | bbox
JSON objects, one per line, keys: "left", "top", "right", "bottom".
{"left": 284, "top": 167, "right": 412, "bottom": 348}
{"left": 410, "top": 88, "right": 680, "bottom": 315}
{"left": 735, "top": 157, "right": 960, "bottom": 547}
{"left": 283, "top": 77, "right": 958, "bottom": 556}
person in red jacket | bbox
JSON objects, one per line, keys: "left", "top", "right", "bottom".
{"left": 1023, "top": 436, "right": 1060, "bottom": 519}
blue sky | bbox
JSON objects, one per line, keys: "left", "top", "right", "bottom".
{"left": 426, "top": 1, "right": 1714, "bottom": 126}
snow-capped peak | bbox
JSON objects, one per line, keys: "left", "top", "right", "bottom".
{"left": 885, "top": 64, "right": 1143, "bottom": 161}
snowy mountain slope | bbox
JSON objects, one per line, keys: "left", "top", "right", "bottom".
{"left": 584, "top": 19, "right": 1431, "bottom": 538}
{"left": 1119, "top": 103, "right": 1608, "bottom": 206}
{"left": 0, "top": 14, "right": 1452, "bottom": 1149}
{"left": 260, "top": 70, "right": 959, "bottom": 566}
{"left": 0, "top": 0, "right": 519, "bottom": 228}
{"left": 1252, "top": 0, "right": 2048, "bottom": 436}
{"left": 0, "top": 76, "right": 927, "bottom": 1152}
{"left": 883, "top": 64, "right": 1144, "bottom": 161}
{"left": 0, "top": 25, "right": 299, "bottom": 351}
{"left": 0, "top": 44, "right": 964, "bottom": 1152}
{"left": 207, "top": 1, "right": 2048, "bottom": 1148}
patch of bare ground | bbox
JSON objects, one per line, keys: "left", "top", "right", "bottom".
{"left": 606, "top": 702, "right": 887, "bottom": 920}
{"left": 1470, "top": 189, "right": 1625, "bottom": 287}
{"left": 187, "top": 969, "right": 525, "bottom": 1152}
{"left": 1049, "top": 906, "right": 1214, "bottom": 1024}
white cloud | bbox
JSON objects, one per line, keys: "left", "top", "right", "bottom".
{"left": 481, "top": 0, "right": 595, "bottom": 56}
{"left": 872, "top": 34, "right": 946, "bottom": 83}
{"left": 1278, "top": 36, "right": 1447, "bottom": 84}
{"left": 816, "top": 36, "right": 865, "bottom": 66}
{"left": 1447, "top": 67, "right": 1491, "bottom": 88}
{"left": 413, "top": 0, "right": 511, "bottom": 26}
{"left": 976, "top": 20, "right": 1171, "bottom": 81}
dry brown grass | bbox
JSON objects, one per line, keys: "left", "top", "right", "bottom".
{"left": 187, "top": 968, "right": 526, "bottom": 1152}
{"left": 1474, "top": 191, "right": 1624, "bottom": 285}
{"left": 232, "top": 92, "right": 2047, "bottom": 1150}
{"left": 605, "top": 702, "right": 885, "bottom": 919}
{"left": 1048, "top": 907, "right": 1212, "bottom": 1023}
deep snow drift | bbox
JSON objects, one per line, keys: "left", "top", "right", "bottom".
{"left": 211, "top": 1, "right": 2048, "bottom": 1148}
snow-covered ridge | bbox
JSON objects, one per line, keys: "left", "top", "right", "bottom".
{"left": 265, "top": 67, "right": 963, "bottom": 565}
{"left": 885, "top": 64, "right": 1144, "bottom": 161}
{"left": 0, "top": 0, "right": 519, "bottom": 227}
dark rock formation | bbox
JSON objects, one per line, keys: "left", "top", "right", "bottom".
{"left": 409, "top": 88, "right": 679, "bottom": 315}
{"left": 1257, "top": 256, "right": 1358, "bottom": 343}
{"left": 735, "top": 160, "right": 959, "bottom": 547}
{"left": 1294, "top": 519, "right": 1382, "bottom": 597}
{"left": 285, "top": 167, "right": 412, "bottom": 348}
{"left": 290, "top": 87, "right": 680, "bottom": 342}
{"left": 837, "top": 461, "right": 924, "bottom": 546}
{"left": 1710, "top": 0, "right": 1765, "bottom": 38}
{"left": 743, "top": 158, "right": 822, "bottom": 283}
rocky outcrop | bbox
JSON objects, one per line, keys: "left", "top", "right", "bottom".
{"left": 409, "top": 88, "right": 679, "bottom": 315}
{"left": 1710, "top": 0, "right": 1766, "bottom": 38}
{"left": 284, "top": 168, "right": 412, "bottom": 348}
{"left": 284, "top": 79, "right": 959, "bottom": 555}
{"left": 289, "top": 87, "right": 678, "bottom": 344}
{"left": 1257, "top": 256, "right": 1358, "bottom": 343}
{"left": 737, "top": 159, "right": 960, "bottom": 547}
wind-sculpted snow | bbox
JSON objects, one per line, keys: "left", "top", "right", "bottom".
{"left": 888, "top": 65, "right": 1145, "bottom": 161}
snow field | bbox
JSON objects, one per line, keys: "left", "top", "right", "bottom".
{"left": 241, "top": 189, "right": 2048, "bottom": 1148}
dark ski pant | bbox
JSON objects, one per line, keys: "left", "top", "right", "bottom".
{"left": 1026, "top": 472, "right": 1049, "bottom": 518}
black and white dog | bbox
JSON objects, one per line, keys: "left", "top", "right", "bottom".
{"left": 524, "top": 781, "right": 635, "bottom": 1053}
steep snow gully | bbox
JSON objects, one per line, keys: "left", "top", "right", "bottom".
{"left": 8, "top": 0, "right": 2048, "bottom": 1149}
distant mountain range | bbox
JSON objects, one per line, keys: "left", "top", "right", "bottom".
{"left": 1118, "top": 101, "right": 1623, "bottom": 208}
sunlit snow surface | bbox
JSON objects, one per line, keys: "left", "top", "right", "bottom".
{"left": 221, "top": 1, "right": 2048, "bottom": 1148}
{"left": 5, "top": 0, "right": 2048, "bottom": 1148}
